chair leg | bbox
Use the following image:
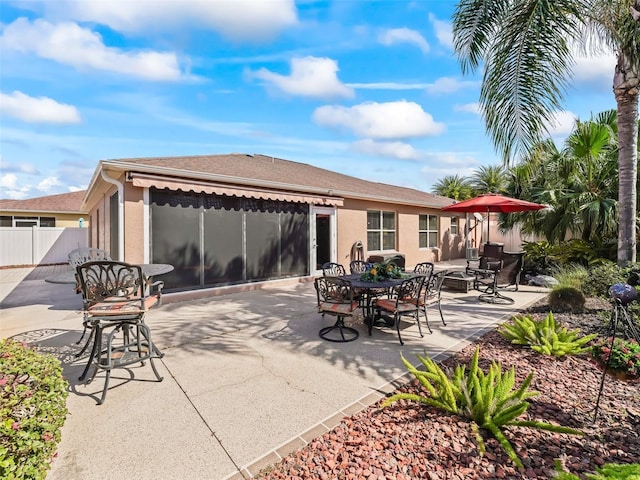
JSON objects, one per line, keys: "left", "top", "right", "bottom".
{"left": 415, "top": 310, "right": 423, "bottom": 338}
{"left": 319, "top": 316, "right": 359, "bottom": 343}
{"left": 395, "top": 313, "right": 404, "bottom": 345}
{"left": 437, "top": 301, "right": 446, "bottom": 326}
{"left": 422, "top": 306, "right": 433, "bottom": 334}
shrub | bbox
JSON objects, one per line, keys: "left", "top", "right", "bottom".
{"left": 582, "top": 262, "right": 625, "bottom": 298}
{"left": 551, "top": 263, "right": 588, "bottom": 290}
{"left": 522, "top": 241, "right": 559, "bottom": 276}
{"left": 0, "top": 339, "right": 68, "bottom": 480}
{"left": 499, "top": 312, "right": 596, "bottom": 356}
{"left": 590, "top": 336, "right": 640, "bottom": 379}
{"left": 383, "top": 347, "right": 582, "bottom": 468}
{"left": 548, "top": 287, "right": 586, "bottom": 313}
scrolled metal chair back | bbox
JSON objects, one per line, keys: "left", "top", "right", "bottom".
{"left": 413, "top": 262, "right": 434, "bottom": 276}
{"left": 315, "top": 276, "right": 353, "bottom": 305}
{"left": 322, "top": 262, "right": 346, "bottom": 277}
{"left": 349, "top": 260, "right": 370, "bottom": 274}
{"left": 78, "top": 261, "right": 143, "bottom": 304}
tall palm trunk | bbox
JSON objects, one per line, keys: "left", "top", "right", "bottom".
{"left": 614, "top": 48, "right": 639, "bottom": 265}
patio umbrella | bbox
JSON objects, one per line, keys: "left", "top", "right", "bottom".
{"left": 441, "top": 193, "right": 545, "bottom": 244}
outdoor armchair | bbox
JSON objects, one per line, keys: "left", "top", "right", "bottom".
{"left": 413, "top": 262, "right": 434, "bottom": 277}
{"left": 76, "top": 260, "right": 164, "bottom": 404}
{"left": 322, "top": 262, "right": 346, "bottom": 277}
{"left": 314, "top": 276, "right": 360, "bottom": 342}
{"left": 373, "top": 275, "right": 425, "bottom": 345}
{"left": 416, "top": 269, "right": 447, "bottom": 333}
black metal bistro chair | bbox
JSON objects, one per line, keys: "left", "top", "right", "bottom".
{"left": 413, "top": 262, "right": 434, "bottom": 277}
{"left": 373, "top": 275, "right": 425, "bottom": 345}
{"left": 76, "top": 261, "right": 164, "bottom": 404}
{"left": 322, "top": 262, "right": 346, "bottom": 277}
{"left": 416, "top": 270, "right": 447, "bottom": 333}
{"left": 349, "top": 260, "right": 371, "bottom": 274}
{"left": 314, "top": 276, "right": 360, "bottom": 342}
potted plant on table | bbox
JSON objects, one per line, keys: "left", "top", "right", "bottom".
{"left": 359, "top": 260, "right": 403, "bottom": 282}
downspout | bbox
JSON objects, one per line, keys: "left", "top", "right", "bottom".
{"left": 101, "top": 169, "right": 124, "bottom": 261}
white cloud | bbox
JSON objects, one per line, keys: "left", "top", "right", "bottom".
{"left": 33, "top": 0, "right": 298, "bottom": 42}
{"left": 0, "top": 160, "right": 40, "bottom": 174}
{"left": 545, "top": 110, "right": 577, "bottom": 137}
{"left": 1, "top": 18, "right": 186, "bottom": 81}
{"left": 251, "top": 56, "right": 354, "bottom": 100}
{"left": 0, "top": 91, "right": 82, "bottom": 124}
{"left": 572, "top": 51, "right": 616, "bottom": 90}
{"left": 425, "top": 77, "right": 480, "bottom": 94}
{"left": 454, "top": 103, "right": 481, "bottom": 115}
{"left": 0, "top": 173, "right": 31, "bottom": 199}
{"left": 428, "top": 13, "right": 453, "bottom": 49}
{"left": 347, "top": 82, "right": 430, "bottom": 90}
{"left": 352, "top": 139, "right": 421, "bottom": 160}
{"left": 378, "top": 28, "right": 429, "bottom": 54}
{"left": 312, "top": 100, "right": 445, "bottom": 140}
{"left": 37, "top": 176, "right": 62, "bottom": 192}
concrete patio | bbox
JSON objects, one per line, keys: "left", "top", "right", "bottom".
{"left": 0, "top": 262, "right": 549, "bottom": 480}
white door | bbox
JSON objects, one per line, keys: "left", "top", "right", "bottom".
{"left": 310, "top": 206, "right": 336, "bottom": 275}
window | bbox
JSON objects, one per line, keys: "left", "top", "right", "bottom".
{"left": 367, "top": 210, "right": 396, "bottom": 251}
{"left": 0, "top": 216, "right": 56, "bottom": 227}
{"left": 419, "top": 214, "right": 438, "bottom": 248}
{"left": 450, "top": 217, "right": 458, "bottom": 236}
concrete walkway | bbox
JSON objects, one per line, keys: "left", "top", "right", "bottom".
{"left": 0, "top": 263, "right": 549, "bottom": 480}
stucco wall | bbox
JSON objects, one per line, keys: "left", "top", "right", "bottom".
{"left": 123, "top": 182, "right": 145, "bottom": 264}
{"left": 337, "top": 199, "right": 464, "bottom": 270}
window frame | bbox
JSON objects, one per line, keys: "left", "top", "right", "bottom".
{"left": 450, "top": 216, "right": 458, "bottom": 236}
{"left": 366, "top": 210, "right": 396, "bottom": 252}
{"left": 419, "top": 214, "right": 439, "bottom": 248}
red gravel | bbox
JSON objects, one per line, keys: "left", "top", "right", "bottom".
{"left": 257, "top": 298, "right": 640, "bottom": 479}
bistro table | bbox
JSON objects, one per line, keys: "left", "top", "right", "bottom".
{"left": 45, "top": 263, "right": 174, "bottom": 286}
{"left": 342, "top": 273, "right": 419, "bottom": 336}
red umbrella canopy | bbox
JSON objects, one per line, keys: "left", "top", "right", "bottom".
{"left": 441, "top": 193, "right": 545, "bottom": 213}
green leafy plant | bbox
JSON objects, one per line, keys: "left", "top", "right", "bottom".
{"left": 582, "top": 261, "right": 625, "bottom": 298}
{"left": 590, "top": 336, "right": 640, "bottom": 379}
{"left": 499, "top": 312, "right": 597, "bottom": 356}
{"left": 359, "top": 260, "right": 403, "bottom": 282}
{"left": 548, "top": 287, "right": 586, "bottom": 313}
{"left": 0, "top": 339, "right": 68, "bottom": 480}
{"left": 382, "top": 347, "right": 582, "bottom": 468}
{"left": 551, "top": 263, "right": 589, "bottom": 290}
{"left": 554, "top": 462, "right": 640, "bottom": 479}
{"left": 522, "top": 241, "right": 559, "bottom": 276}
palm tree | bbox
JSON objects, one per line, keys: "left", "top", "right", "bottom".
{"left": 432, "top": 174, "right": 474, "bottom": 200}
{"left": 502, "top": 112, "right": 620, "bottom": 246}
{"left": 452, "top": 0, "right": 639, "bottom": 265}
{"left": 470, "top": 164, "right": 508, "bottom": 194}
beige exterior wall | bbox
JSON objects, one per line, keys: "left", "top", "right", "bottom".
{"left": 123, "top": 182, "right": 145, "bottom": 264}
{"left": 336, "top": 199, "right": 466, "bottom": 270}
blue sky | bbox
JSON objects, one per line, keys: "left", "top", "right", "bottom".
{"left": 0, "top": 0, "right": 618, "bottom": 200}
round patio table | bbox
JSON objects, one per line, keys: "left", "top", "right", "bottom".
{"left": 45, "top": 263, "right": 174, "bottom": 284}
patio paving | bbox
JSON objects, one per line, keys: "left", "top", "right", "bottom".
{"left": 0, "top": 262, "right": 549, "bottom": 480}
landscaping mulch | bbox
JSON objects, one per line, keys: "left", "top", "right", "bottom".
{"left": 257, "top": 297, "right": 640, "bottom": 479}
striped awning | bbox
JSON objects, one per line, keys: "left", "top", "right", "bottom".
{"left": 128, "top": 173, "right": 343, "bottom": 206}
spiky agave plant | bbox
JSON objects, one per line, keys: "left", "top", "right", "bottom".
{"left": 499, "top": 311, "right": 597, "bottom": 356}
{"left": 383, "top": 347, "right": 582, "bottom": 468}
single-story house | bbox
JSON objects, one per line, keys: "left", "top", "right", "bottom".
{"left": 82, "top": 153, "right": 469, "bottom": 292}
{"left": 0, "top": 190, "right": 88, "bottom": 228}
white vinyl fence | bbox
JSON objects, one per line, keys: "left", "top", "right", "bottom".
{"left": 0, "top": 227, "right": 88, "bottom": 266}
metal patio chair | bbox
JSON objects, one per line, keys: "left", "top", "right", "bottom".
{"left": 373, "top": 275, "right": 425, "bottom": 345}
{"left": 416, "top": 270, "right": 447, "bottom": 333}
{"left": 76, "top": 260, "right": 164, "bottom": 404}
{"left": 322, "top": 262, "right": 346, "bottom": 277}
{"left": 314, "top": 276, "right": 360, "bottom": 342}
{"left": 413, "top": 262, "right": 434, "bottom": 277}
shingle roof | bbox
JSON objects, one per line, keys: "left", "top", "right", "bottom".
{"left": 0, "top": 190, "right": 87, "bottom": 213}
{"left": 112, "top": 153, "right": 454, "bottom": 208}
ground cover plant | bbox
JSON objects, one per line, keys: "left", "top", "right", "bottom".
{"left": 0, "top": 339, "right": 68, "bottom": 480}
{"left": 257, "top": 296, "right": 639, "bottom": 479}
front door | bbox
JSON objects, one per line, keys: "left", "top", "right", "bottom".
{"left": 311, "top": 207, "right": 336, "bottom": 274}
